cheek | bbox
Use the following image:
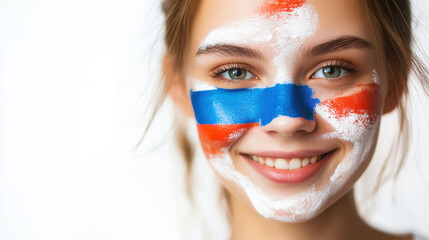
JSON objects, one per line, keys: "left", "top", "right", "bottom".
{"left": 321, "top": 83, "right": 382, "bottom": 129}
{"left": 197, "top": 123, "right": 258, "bottom": 157}
{"left": 317, "top": 83, "right": 382, "bottom": 137}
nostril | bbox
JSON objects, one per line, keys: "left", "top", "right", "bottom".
{"left": 295, "top": 129, "right": 310, "bottom": 136}
{"left": 262, "top": 116, "right": 317, "bottom": 137}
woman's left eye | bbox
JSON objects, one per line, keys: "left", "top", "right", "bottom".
{"left": 220, "top": 68, "right": 255, "bottom": 80}
{"left": 312, "top": 66, "right": 348, "bottom": 79}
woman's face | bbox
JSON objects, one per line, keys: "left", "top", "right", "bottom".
{"left": 182, "top": 0, "right": 388, "bottom": 222}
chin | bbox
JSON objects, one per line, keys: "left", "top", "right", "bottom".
{"left": 208, "top": 133, "right": 377, "bottom": 223}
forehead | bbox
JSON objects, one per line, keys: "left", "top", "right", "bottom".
{"left": 190, "top": 0, "right": 373, "bottom": 53}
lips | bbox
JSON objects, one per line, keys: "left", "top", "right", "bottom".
{"left": 242, "top": 150, "right": 335, "bottom": 184}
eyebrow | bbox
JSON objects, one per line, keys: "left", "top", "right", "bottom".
{"left": 196, "top": 44, "right": 263, "bottom": 59}
{"left": 305, "top": 36, "right": 373, "bottom": 57}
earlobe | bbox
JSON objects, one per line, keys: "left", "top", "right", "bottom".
{"left": 162, "top": 54, "right": 195, "bottom": 117}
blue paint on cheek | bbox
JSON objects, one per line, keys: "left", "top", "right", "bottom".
{"left": 190, "top": 83, "right": 320, "bottom": 126}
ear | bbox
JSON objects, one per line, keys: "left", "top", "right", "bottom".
{"left": 162, "top": 53, "right": 195, "bottom": 117}
{"left": 382, "top": 69, "right": 406, "bottom": 115}
{"left": 383, "top": 90, "right": 399, "bottom": 114}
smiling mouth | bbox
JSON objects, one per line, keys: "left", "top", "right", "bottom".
{"left": 245, "top": 152, "right": 329, "bottom": 170}
{"left": 242, "top": 150, "right": 336, "bottom": 184}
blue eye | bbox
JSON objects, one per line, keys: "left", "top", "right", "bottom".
{"left": 313, "top": 66, "right": 348, "bottom": 79}
{"left": 221, "top": 68, "right": 255, "bottom": 80}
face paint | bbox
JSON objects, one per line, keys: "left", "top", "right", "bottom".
{"left": 258, "top": 0, "right": 305, "bottom": 15}
{"left": 191, "top": 84, "right": 320, "bottom": 125}
{"left": 199, "top": 0, "right": 318, "bottom": 86}
{"left": 317, "top": 82, "right": 382, "bottom": 184}
{"left": 197, "top": 123, "right": 259, "bottom": 156}
{"left": 192, "top": 80, "right": 382, "bottom": 222}
{"left": 190, "top": 0, "right": 383, "bottom": 222}
{"left": 192, "top": 84, "right": 320, "bottom": 157}
{"left": 320, "top": 84, "right": 380, "bottom": 128}
{"left": 261, "top": 0, "right": 318, "bottom": 84}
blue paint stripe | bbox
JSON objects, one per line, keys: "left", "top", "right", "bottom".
{"left": 190, "top": 83, "right": 320, "bottom": 126}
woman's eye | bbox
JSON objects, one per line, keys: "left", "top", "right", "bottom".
{"left": 221, "top": 68, "right": 255, "bottom": 80}
{"left": 313, "top": 66, "right": 348, "bottom": 79}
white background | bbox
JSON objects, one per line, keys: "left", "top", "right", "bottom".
{"left": 1, "top": 0, "right": 429, "bottom": 239}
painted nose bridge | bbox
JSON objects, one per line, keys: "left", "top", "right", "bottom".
{"left": 259, "top": 84, "right": 320, "bottom": 126}
{"left": 190, "top": 83, "right": 320, "bottom": 126}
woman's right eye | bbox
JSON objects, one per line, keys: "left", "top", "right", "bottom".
{"left": 220, "top": 68, "right": 255, "bottom": 80}
{"left": 211, "top": 63, "right": 258, "bottom": 83}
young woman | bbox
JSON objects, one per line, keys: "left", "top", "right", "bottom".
{"left": 155, "top": 0, "right": 428, "bottom": 239}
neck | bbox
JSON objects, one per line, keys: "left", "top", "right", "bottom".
{"left": 228, "top": 189, "right": 375, "bottom": 240}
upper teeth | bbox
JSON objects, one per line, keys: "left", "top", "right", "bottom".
{"left": 248, "top": 155, "right": 322, "bottom": 170}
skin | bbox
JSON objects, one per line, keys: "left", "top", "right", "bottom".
{"left": 164, "top": 0, "right": 412, "bottom": 239}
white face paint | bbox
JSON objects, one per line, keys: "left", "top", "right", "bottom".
{"left": 198, "top": 3, "right": 319, "bottom": 85}
{"left": 206, "top": 72, "right": 381, "bottom": 222}
{"left": 190, "top": 77, "right": 216, "bottom": 91}
{"left": 189, "top": 0, "right": 383, "bottom": 222}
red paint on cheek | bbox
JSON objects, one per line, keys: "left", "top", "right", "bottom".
{"left": 258, "top": 0, "right": 305, "bottom": 16}
{"left": 197, "top": 123, "right": 259, "bottom": 157}
{"left": 321, "top": 83, "right": 382, "bottom": 127}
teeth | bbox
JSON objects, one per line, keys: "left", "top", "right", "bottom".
{"left": 302, "top": 158, "right": 310, "bottom": 167}
{"left": 275, "top": 159, "right": 288, "bottom": 169}
{"left": 265, "top": 158, "right": 274, "bottom": 167}
{"left": 289, "top": 158, "right": 302, "bottom": 170}
{"left": 248, "top": 153, "right": 326, "bottom": 170}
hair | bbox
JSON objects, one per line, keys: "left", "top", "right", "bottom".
{"left": 151, "top": 0, "right": 429, "bottom": 200}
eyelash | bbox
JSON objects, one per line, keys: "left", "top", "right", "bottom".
{"left": 211, "top": 63, "right": 257, "bottom": 84}
{"left": 210, "top": 59, "right": 357, "bottom": 85}
{"left": 311, "top": 59, "right": 357, "bottom": 83}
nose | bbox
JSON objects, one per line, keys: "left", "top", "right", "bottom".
{"left": 262, "top": 116, "right": 316, "bottom": 138}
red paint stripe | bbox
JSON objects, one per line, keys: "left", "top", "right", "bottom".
{"left": 197, "top": 123, "right": 259, "bottom": 156}
{"left": 258, "top": 0, "right": 305, "bottom": 16}
{"left": 321, "top": 83, "right": 381, "bottom": 127}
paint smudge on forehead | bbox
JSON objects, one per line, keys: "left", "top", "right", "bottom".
{"left": 258, "top": 0, "right": 305, "bottom": 16}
